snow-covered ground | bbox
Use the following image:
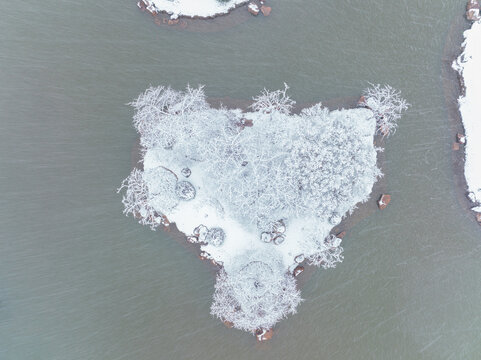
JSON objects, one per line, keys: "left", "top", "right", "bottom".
{"left": 119, "top": 84, "right": 407, "bottom": 333}
{"left": 453, "top": 21, "right": 481, "bottom": 212}
{"left": 143, "top": 0, "right": 247, "bottom": 19}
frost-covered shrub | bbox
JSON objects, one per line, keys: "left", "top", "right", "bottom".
{"left": 307, "top": 234, "right": 344, "bottom": 269}
{"left": 175, "top": 181, "right": 196, "bottom": 200}
{"left": 143, "top": 166, "right": 179, "bottom": 214}
{"left": 211, "top": 252, "right": 302, "bottom": 331}
{"left": 250, "top": 83, "right": 296, "bottom": 115}
{"left": 361, "top": 84, "right": 409, "bottom": 137}
{"left": 117, "top": 168, "right": 163, "bottom": 230}
{"left": 129, "top": 85, "right": 209, "bottom": 150}
{"left": 206, "top": 227, "right": 225, "bottom": 247}
{"left": 284, "top": 107, "right": 383, "bottom": 223}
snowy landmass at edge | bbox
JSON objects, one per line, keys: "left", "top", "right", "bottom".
{"left": 453, "top": 21, "right": 481, "bottom": 212}
{"left": 143, "top": 0, "right": 247, "bottom": 19}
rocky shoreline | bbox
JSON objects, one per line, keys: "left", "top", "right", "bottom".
{"left": 445, "top": 1, "right": 481, "bottom": 227}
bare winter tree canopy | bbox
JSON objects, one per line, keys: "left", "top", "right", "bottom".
{"left": 361, "top": 84, "right": 410, "bottom": 137}
{"left": 118, "top": 84, "right": 407, "bottom": 334}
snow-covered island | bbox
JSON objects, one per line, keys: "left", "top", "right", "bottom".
{"left": 139, "top": 0, "right": 249, "bottom": 19}
{"left": 452, "top": 4, "right": 481, "bottom": 220}
{"left": 118, "top": 84, "right": 408, "bottom": 337}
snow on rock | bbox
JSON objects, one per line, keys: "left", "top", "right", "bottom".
{"left": 146, "top": 0, "right": 248, "bottom": 19}
{"left": 247, "top": 3, "right": 259, "bottom": 16}
{"left": 453, "top": 21, "right": 481, "bottom": 209}
{"left": 378, "top": 194, "right": 391, "bottom": 210}
{"left": 119, "top": 84, "right": 407, "bottom": 334}
{"left": 466, "top": 0, "right": 481, "bottom": 22}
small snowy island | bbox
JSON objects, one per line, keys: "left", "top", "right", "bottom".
{"left": 139, "top": 0, "right": 249, "bottom": 19}
{"left": 452, "top": 2, "right": 481, "bottom": 221}
{"left": 118, "top": 84, "right": 407, "bottom": 337}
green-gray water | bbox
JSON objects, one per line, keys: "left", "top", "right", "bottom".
{"left": 1, "top": 1, "right": 480, "bottom": 359}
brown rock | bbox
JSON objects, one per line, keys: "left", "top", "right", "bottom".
{"left": 168, "top": 19, "right": 180, "bottom": 25}
{"left": 476, "top": 213, "right": 481, "bottom": 223}
{"left": 293, "top": 265, "right": 304, "bottom": 277}
{"left": 453, "top": 142, "right": 460, "bottom": 151}
{"left": 378, "top": 194, "right": 391, "bottom": 210}
{"left": 467, "top": 7, "right": 481, "bottom": 21}
{"left": 357, "top": 95, "right": 367, "bottom": 108}
{"left": 337, "top": 231, "right": 346, "bottom": 239}
{"left": 467, "top": 0, "right": 480, "bottom": 10}
{"left": 199, "top": 251, "right": 210, "bottom": 260}
{"left": 457, "top": 133, "right": 466, "bottom": 144}
{"left": 260, "top": 5, "right": 272, "bottom": 16}
{"left": 248, "top": 3, "right": 260, "bottom": 15}
{"left": 256, "top": 328, "right": 273, "bottom": 341}
{"left": 224, "top": 321, "right": 234, "bottom": 328}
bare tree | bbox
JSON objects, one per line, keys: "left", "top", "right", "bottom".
{"left": 250, "top": 83, "right": 296, "bottom": 115}
{"left": 307, "top": 234, "right": 344, "bottom": 269}
{"left": 210, "top": 252, "right": 302, "bottom": 332}
{"left": 361, "top": 84, "right": 409, "bottom": 137}
{"left": 117, "top": 168, "right": 164, "bottom": 230}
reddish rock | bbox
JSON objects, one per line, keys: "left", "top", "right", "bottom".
{"left": 187, "top": 235, "right": 198, "bottom": 243}
{"left": 467, "top": 0, "right": 480, "bottom": 9}
{"left": 224, "top": 321, "right": 234, "bottom": 328}
{"left": 293, "top": 265, "right": 304, "bottom": 277}
{"left": 168, "top": 19, "right": 179, "bottom": 25}
{"left": 453, "top": 142, "right": 460, "bottom": 151}
{"left": 467, "top": 1, "right": 481, "bottom": 21}
{"left": 378, "top": 194, "right": 391, "bottom": 210}
{"left": 457, "top": 133, "right": 466, "bottom": 144}
{"left": 337, "top": 231, "right": 346, "bottom": 239}
{"left": 260, "top": 5, "right": 272, "bottom": 16}
{"left": 248, "top": 3, "right": 260, "bottom": 15}
{"left": 357, "top": 95, "right": 367, "bottom": 107}
{"left": 199, "top": 251, "right": 210, "bottom": 260}
{"left": 476, "top": 213, "right": 481, "bottom": 224}
{"left": 256, "top": 328, "right": 273, "bottom": 341}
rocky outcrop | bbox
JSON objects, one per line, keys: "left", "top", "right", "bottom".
{"left": 378, "top": 194, "right": 391, "bottom": 210}
{"left": 457, "top": 133, "right": 466, "bottom": 144}
{"left": 260, "top": 5, "right": 271, "bottom": 16}
{"left": 256, "top": 328, "right": 273, "bottom": 341}
{"left": 248, "top": 3, "right": 260, "bottom": 15}
{"left": 293, "top": 265, "right": 304, "bottom": 277}
{"left": 467, "top": 0, "right": 481, "bottom": 22}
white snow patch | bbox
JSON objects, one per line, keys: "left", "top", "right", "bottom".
{"left": 453, "top": 21, "right": 481, "bottom": 207}
{"left": 146, "top": 0, "right": 248, "bottom": 18}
